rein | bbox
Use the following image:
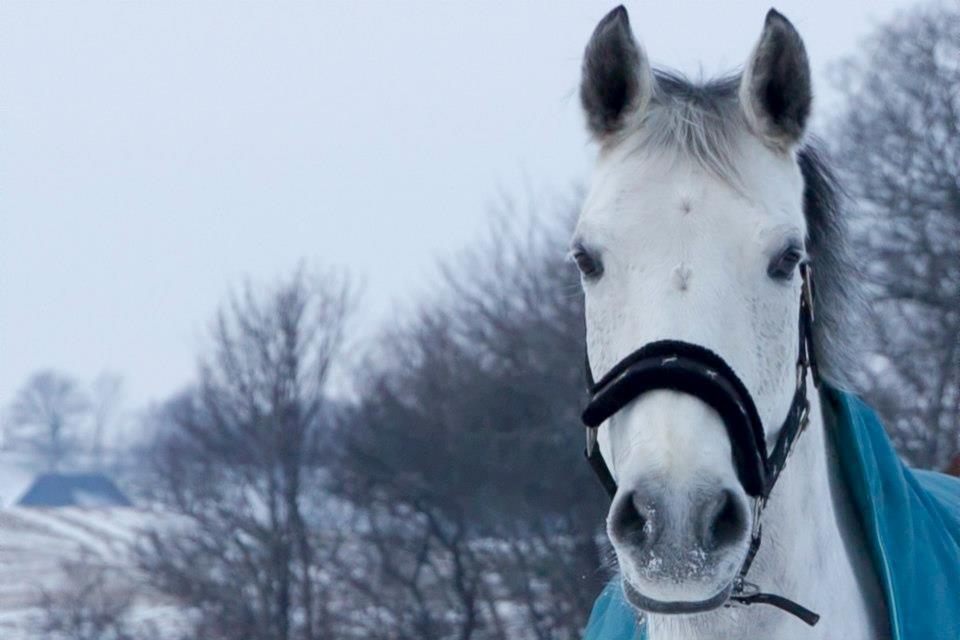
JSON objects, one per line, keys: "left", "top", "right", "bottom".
{"left": 581, "top": 263, "right": 821, "bottom": 627}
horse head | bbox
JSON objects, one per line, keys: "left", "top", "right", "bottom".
{"left": 576, "top": 6, "right": 813, "bottom": 613}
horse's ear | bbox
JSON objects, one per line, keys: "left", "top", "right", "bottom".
{"left": 580, "top": 6, "right": 653, "bottom": 140}
{"left": 739, "top": 9, "right": 811, "bottom": 149}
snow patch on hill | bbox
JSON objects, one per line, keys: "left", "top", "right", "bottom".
{"left": 0, "top": 506, "right": 186, "bottom": 639}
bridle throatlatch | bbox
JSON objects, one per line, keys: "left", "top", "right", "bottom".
{"left": 581, "top": 263, "right": 821, "bottom": 627}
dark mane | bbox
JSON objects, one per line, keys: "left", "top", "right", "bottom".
{"left": 797, "top": 144, "right": 864, "bottom": 389}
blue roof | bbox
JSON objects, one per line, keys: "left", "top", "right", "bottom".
{"left": 17, "top": 473, "right": 132, "bottom": 507}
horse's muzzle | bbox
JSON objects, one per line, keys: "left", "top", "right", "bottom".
{"left": 608, "top": 477, "right": 751, "bottom": 606}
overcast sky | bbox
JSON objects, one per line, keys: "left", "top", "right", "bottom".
{"left": 2, "top": 0, "right": 915, "bottom": 410}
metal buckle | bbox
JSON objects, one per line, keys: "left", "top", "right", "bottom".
{"left": 798, "top": 398, "right": 810, "bottom": 429}
{"left": 786, "top": 398, "right": 811, "bottom": 460}
{"left": 798, "top": 262, "right": 819, "bottom": 388}
{"left": 586, "top": 426, "right": 599, "bottom": 455}
{"left": 733, "top": 578, "right": 760, "bottom": 598}
{"left": 800, "top": 263, "right": 815, "bottom": 323}
{"left": 751, "top": 495, "right": 765, "bottom": 539}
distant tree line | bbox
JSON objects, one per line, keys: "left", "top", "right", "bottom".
{"left": 6, "top": 369, "right": 124, "bottom": 472}
{"left": 17, "top": 2, "right": 958, "bottom": 638}
{"left": 138, "top": 207, "right": 603, "bottom": 639}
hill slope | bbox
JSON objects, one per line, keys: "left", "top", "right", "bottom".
{"left": 0, "top": 506, "right": 185, "bottom": 639}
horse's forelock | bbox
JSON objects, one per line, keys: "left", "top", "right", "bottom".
{"left": 626, "top": 70, "right": 747, "bottom": 188}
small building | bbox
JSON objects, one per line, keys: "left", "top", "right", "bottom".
{"left": 16, "top": 473, "right": 133, "bottom": 508}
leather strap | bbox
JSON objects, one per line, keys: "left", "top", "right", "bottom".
{"left": 730, "top": 590, "right": 821, "bottom": 626}
{"left": 585, "top": 427, "right": 618, "bottom": 498}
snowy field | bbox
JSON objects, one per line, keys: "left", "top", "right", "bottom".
{"left": 0, "top": 448, "right": 184, "bottom": 639}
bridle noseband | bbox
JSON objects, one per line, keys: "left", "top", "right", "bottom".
{"left": 582, "top": 263, "right": 821, "bottom": 626}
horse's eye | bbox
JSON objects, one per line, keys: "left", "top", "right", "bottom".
{"left": 572, "top": 247, "right": 603, "bottom": 280}
{"left": 768, "top": 244, "right": 804, "bottom": 280}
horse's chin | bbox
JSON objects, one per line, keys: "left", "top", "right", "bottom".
{"left": 621, "top": 577, "right": 733, "bottom": 616}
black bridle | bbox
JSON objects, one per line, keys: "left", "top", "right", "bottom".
{"left": 582, "top": 263, "right": 821, "bottom": 626}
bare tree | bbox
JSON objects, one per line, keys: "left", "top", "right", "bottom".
{"left": 38, "top": 559, "right": 138, "bottom": 640}
{"left": 139, "top": 269, "right": 354, "bottom": 640}
{"left": 90, "top": 373, "right": 124, "bottom": 468}
{"left": 10, "top": 370, "right": 88, "bottom": 470}
{"left": 334, "top": 198, "right": 607, "bottom": 639}
{"left": 830, "top": 1, "right": 960, "bottom": 468}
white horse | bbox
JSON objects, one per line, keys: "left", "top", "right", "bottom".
{"left": 575, "top": 7, "right": 889, "bottom": 639}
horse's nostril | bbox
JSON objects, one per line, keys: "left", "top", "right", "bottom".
{"left": 611, "top": 491, "right": 656, "bottom": 549}
{"left": 701, "top": 489, "right": 747, "bottom": 551}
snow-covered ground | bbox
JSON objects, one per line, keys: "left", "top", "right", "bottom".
{"left": 0, "top": 506, "right": 185, "bottom": 639}
{"left": 0, "top": 452, "right": 40, "bottom": 508}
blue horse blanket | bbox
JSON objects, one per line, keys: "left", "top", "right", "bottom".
{"left": 583, "top": 387, "right": 960, "bottom": 639}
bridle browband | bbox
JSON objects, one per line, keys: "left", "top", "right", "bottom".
{"left": 581, "top": 263, "right": 821, "bottom": 626}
